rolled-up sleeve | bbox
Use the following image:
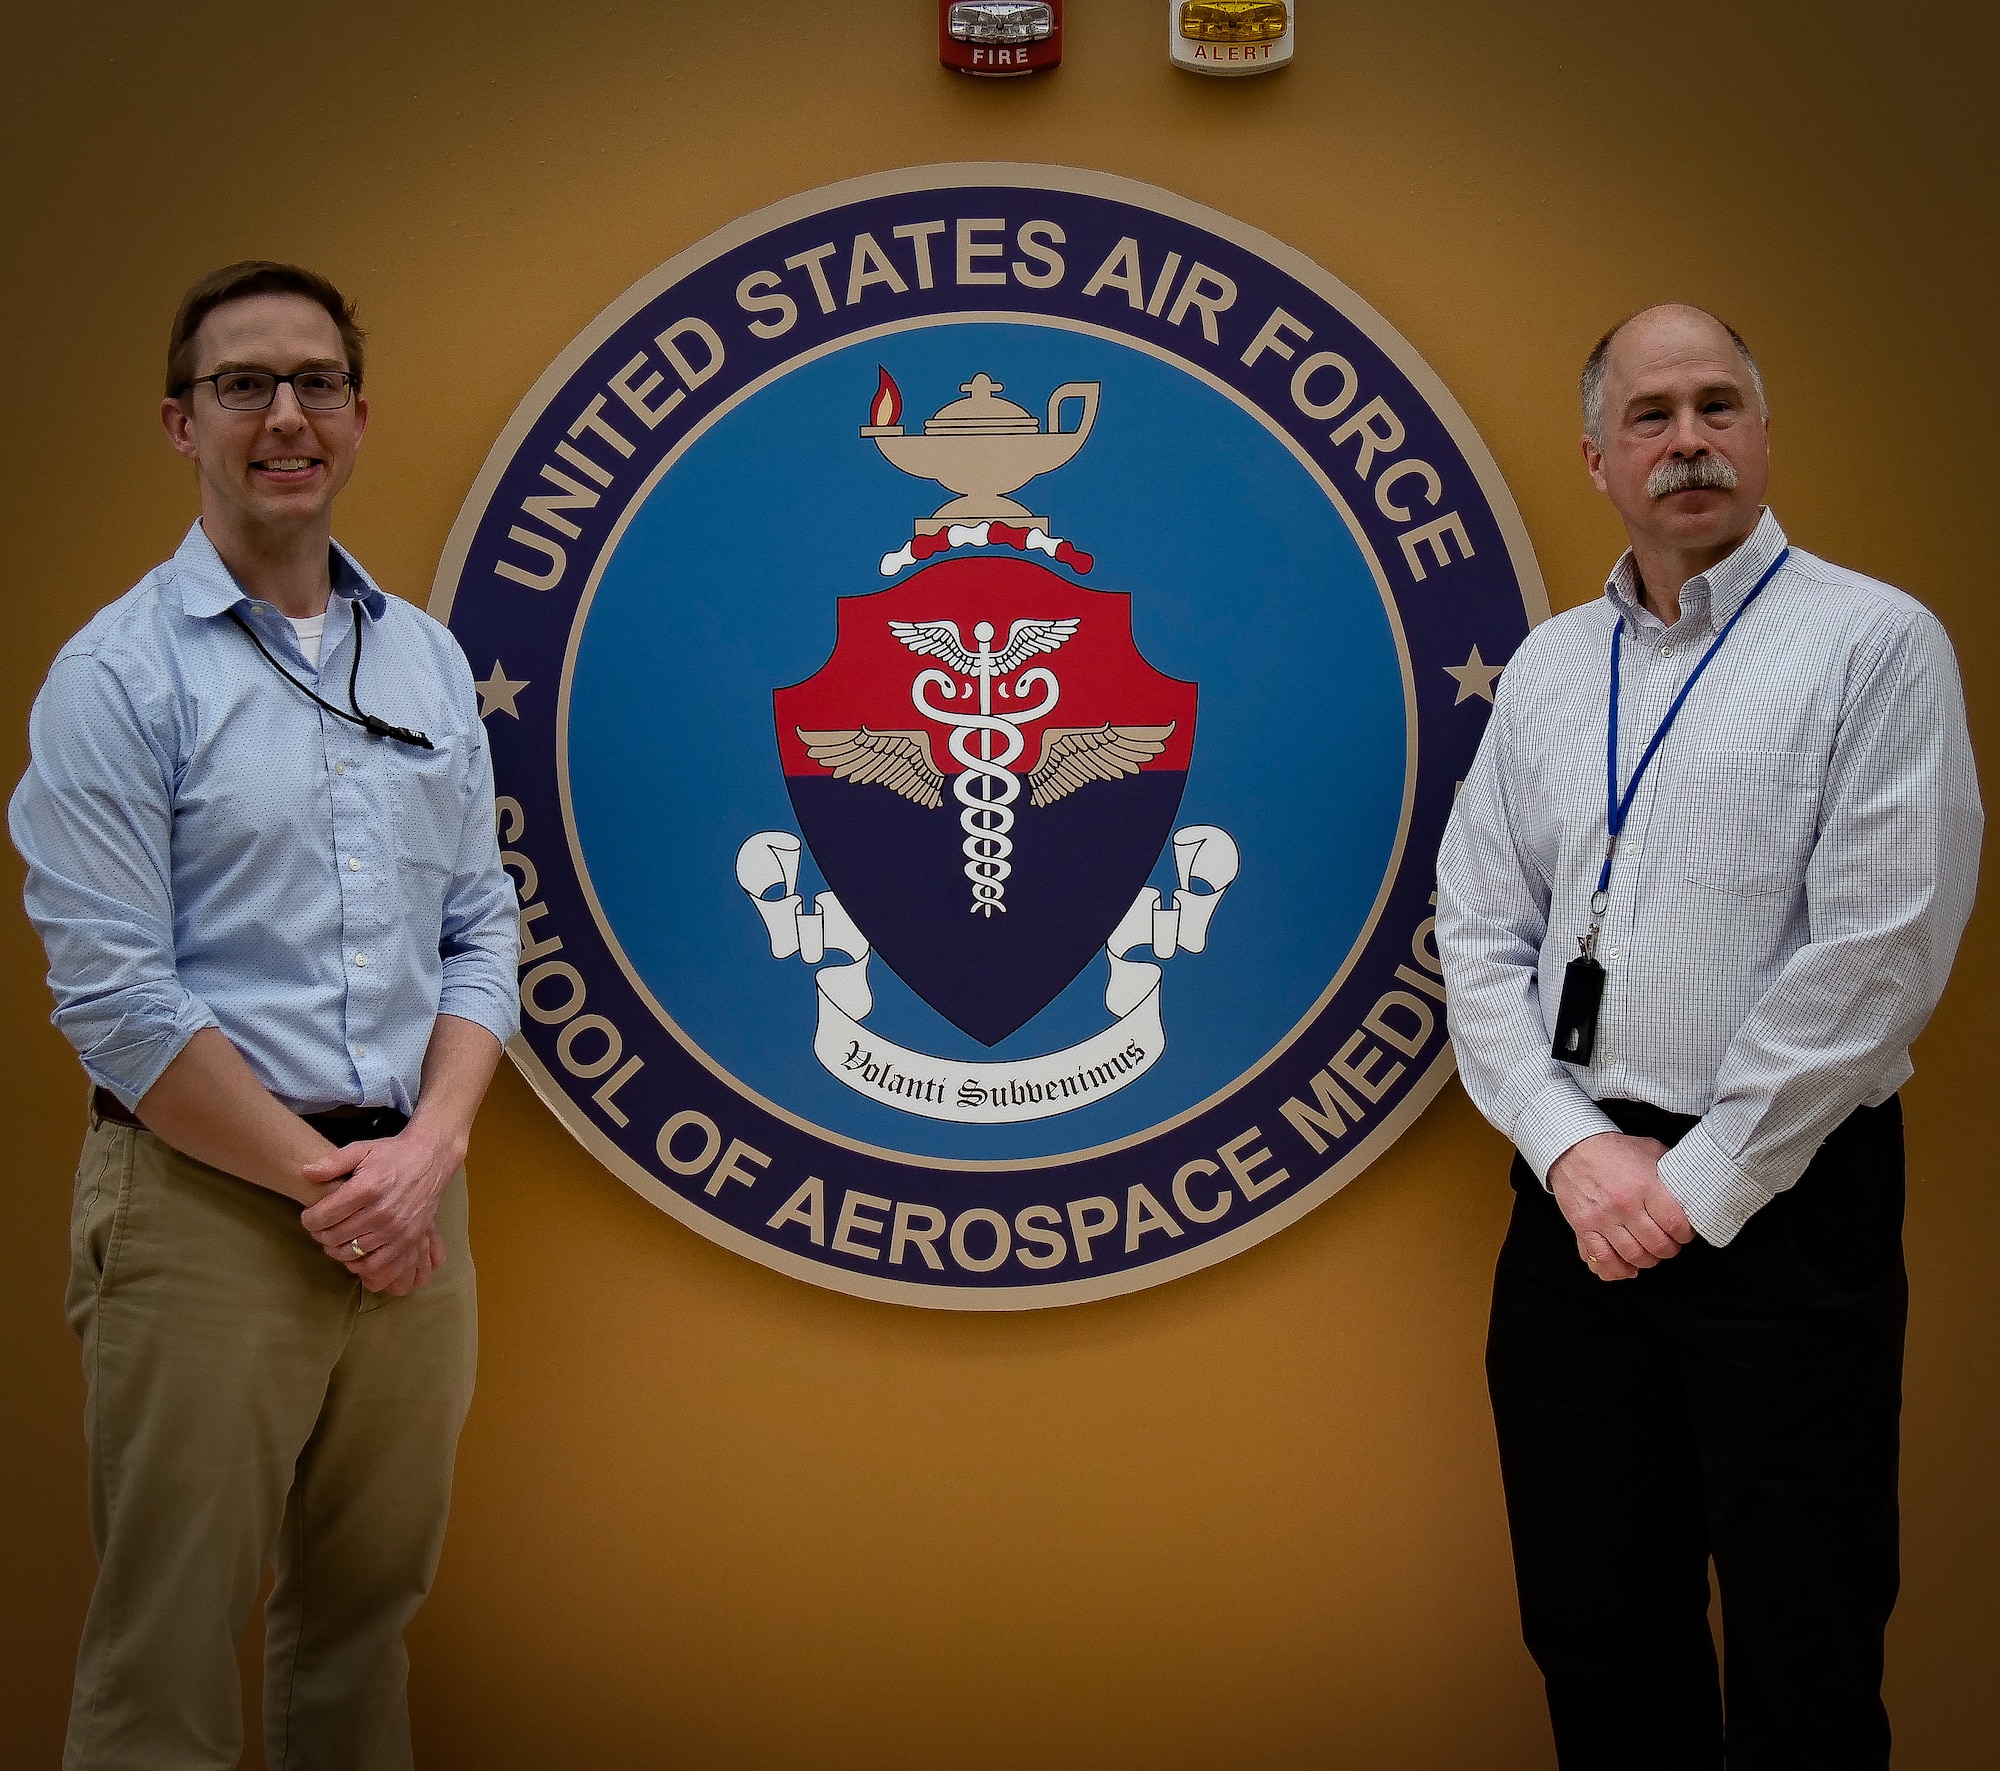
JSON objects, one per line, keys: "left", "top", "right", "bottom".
{"left": 8, "top": 654, "right": 218, "bottom": 1107}
{"left": 1437, "top": 681, "right": 1618, "bottom": 1182}
{"left": 434, "top": 712, "right": 520, "bottom": 1046}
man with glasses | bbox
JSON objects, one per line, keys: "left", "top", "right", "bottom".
{"left": 11, "top": 261, "right": 519, "bottom": 1768}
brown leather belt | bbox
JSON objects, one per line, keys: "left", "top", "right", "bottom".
{"left": 92, "top": 1087, "right": 409, "bottom": 1148}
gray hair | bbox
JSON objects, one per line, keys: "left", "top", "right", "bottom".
{"left": 1581, "top": 304, "right": 1766, "bottom": 445}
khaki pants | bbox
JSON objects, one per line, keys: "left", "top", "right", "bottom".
{"left": 62, "top": 1112, "right": 477, "bottom": 1771}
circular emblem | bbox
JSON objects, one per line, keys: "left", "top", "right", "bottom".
{"left": 434, "top": 163, "right": 1544, "bottom": 1308}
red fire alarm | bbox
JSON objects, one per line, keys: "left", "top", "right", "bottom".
{"left": 940, "top": 2, "right": 1063, "bottom": 77}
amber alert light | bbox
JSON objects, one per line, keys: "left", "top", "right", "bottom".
{"left": 1170, "top": 0, "right": 1295, "bottom": 75}
{"left": 940, "top": 2, "right": 1064, "bottom": 76}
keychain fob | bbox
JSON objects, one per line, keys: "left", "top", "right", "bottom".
{"left": 1551, "top": 952, "right": 1606, "bottom": 1066}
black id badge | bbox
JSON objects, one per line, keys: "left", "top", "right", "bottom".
{"left": 1551, "top": 954, "right": 1606, "bottom": 1066}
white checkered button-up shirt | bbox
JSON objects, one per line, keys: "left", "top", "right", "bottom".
{"left": 1437, "top": 509, "right": 1982, "bottom": 1244}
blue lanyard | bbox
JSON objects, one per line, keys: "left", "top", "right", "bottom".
{"left": 1595, "top": 547, "right": 1789, "bottom": 908}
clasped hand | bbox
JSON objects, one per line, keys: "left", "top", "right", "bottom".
{"left": 298, "top": 1123, "right": 462, "bottom": 1296}
{"left": 1549, "top": 1131, "right": 1696, "bottom": 1281}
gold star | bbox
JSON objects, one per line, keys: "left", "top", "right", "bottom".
{"left": 1443, "top": 645, "right": 1504, "bottom": 705}
{"left": 475, "top": 662, "right": 529, "bottom": 720}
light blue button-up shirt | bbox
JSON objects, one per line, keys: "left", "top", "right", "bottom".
{"left": 11, "top": 522, "right": 520, "bottom": 1115}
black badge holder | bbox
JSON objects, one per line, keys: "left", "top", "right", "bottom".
{"left": 1551, "top": 876, "right": 1609, "bottom": 1066}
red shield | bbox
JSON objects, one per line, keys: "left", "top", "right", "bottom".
{"left": 776, "top": 554, "right": 1196, "bottom": 1044}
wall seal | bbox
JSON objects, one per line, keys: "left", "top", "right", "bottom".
{"left": 433, "top": 163, "right": 1544, "bottom": 1308}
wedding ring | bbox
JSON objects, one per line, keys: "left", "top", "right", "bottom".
{"left": 348, "top": 1238, "right": 367, "bottom": 1260}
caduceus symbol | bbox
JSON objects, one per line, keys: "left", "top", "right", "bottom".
{"left": 889, "top": 616, "right": 1079, "bottom": 916}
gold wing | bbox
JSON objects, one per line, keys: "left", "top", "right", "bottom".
{"left": 1027, "top": 722, "right": 1177, "bottom": 809}
{"left": 796, "top": 728, "right": 946, "bottom": 810}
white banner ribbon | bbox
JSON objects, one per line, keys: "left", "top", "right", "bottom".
{"left": 735, "top": 825, "right": 1239, "bottom": 1124}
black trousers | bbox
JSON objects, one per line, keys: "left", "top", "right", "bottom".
{"left": 1487, "top": 1096, "right": 1906, "bottom": 1771}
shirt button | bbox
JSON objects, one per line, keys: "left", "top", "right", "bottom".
{"left": 347, "top": 857, "right": 361, "bottom": 871}
{"left": 355, "top": 1044, "right": 368, "bottom": 1059}
{"left": 353, "top": 952, "right": 368, "bottom": 967}
{"left": 335, "top": 761, "right": 348, "bottom": 776}
{"left": 1607, "top": 946, "right": 1623, "bottom": 958}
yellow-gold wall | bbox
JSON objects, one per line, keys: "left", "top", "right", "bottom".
{"left": 2, "top": 3, "right": 1992, "bottom": 1765}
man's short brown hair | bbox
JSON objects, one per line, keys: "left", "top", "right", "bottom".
{"left": 165, "top": 261, "right": 365, "bottom": 398}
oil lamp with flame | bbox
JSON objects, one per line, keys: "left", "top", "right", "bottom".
{"left": 862, "top": 369, "right": 1099, "bottom": 535}
{"left": 939, "top": 2, "right": 1063, "bottom": 77}
{"left": 1170, "top": 0, "right": 1294, "bottom": 75}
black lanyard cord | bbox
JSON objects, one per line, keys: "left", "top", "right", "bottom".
{"left": 228, "top": 599, "right": 433, "bottom": 750}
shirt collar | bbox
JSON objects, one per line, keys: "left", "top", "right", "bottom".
{"left": 166, "top": 519, "right": 388, "bottom": 621}
{"left": 1604, "top": 507, "right": 1788, "bottom": 635}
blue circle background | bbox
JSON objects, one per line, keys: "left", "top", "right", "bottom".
{"left": 566, "top": 322, "right": 1407, "bottom": 1161}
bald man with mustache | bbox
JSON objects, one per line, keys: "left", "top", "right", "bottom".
{"left": 1437, "top": 305, "right": 1981, "bottom": 1770}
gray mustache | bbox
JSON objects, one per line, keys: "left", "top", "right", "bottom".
{"left": 1648, "top": 455, "right": 1739, "bottom": 498}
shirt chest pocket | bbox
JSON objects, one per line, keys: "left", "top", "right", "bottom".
{"left": 392, "top": 736, "right": 466, "bottom": 883}
{"left": 1670, "top": 749, "right": 1822, "bottom": 898}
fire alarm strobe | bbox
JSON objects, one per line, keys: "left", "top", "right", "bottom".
{"left": 940, "top": 2, "right": 1063, "bottom": 77}
{"left": 1170, "top": 0, "right": 1295, "bottom": 76}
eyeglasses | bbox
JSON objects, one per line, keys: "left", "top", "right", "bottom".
{"left": 179, "top": 368, "right": 359, "bottom": 411}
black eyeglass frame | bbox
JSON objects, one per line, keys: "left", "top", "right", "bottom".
{"left": 177, "top": 368, "right": 361, "bottom": 411}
